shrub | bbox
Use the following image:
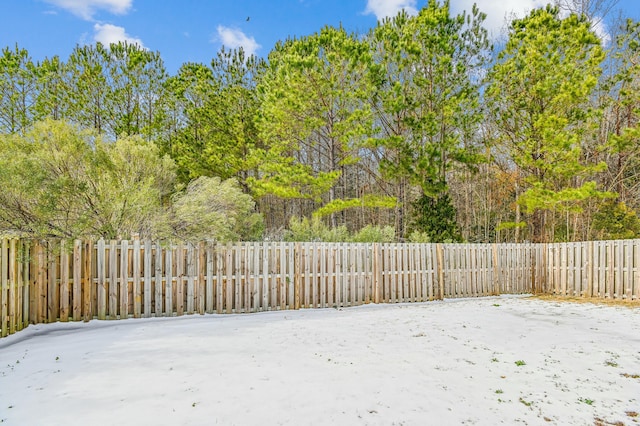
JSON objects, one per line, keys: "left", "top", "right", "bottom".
{"left": 170, "top": 176, "right": 264, "bottom": 242}
{"left": 350, "top": 225, "right": 395, "bottom": 243}
{"left": 285, "top": 217, "right": 396, "bottom": 243}
{"left": 285, "top": 216, "right": 348, "bottom": 242}
{"left": 592, "top": 200, "right": 640, "bottom": 240}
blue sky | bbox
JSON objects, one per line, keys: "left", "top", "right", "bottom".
{"left": 2, "top": 0, "right": 639, "bottom": 75}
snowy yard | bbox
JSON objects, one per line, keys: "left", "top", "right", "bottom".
{"left": 1, "top": 295, "right": 639, "bottom": 425}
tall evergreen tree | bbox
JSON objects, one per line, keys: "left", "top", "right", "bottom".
{"left": 253, "top": 26, "right": 392, "bottom": 229}
{"left": 368, "top": 0, "right": 490, "bottom": 241}
{"left": 0, "top": 45, "right": 38, "bottom": 134}
{"left": 164, "top": 48, "right": 264, "bottom": 188}
{"left": 487, "top": 5, "right": 609, "bottom": 242}
{"left": 601, "top": 19, "right": 640, "bottom": 207}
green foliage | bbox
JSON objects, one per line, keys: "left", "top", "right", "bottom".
{"left": 4, "top": 10, "right": 639, "bottom": 243}
{"left": 0, "top": 119, "right": 264, "bottom": 241}
{"left": 350, "top": 225, "right": 396, "bottom": 243}
{"left": 518, "top": 397, "right": 532, "bottom": 407}
{"left": 608, "top": 19, "right": 640, "bottom": 155}
{"left": 253, "top": 25, "right": 380, "bottom": 223}
{"left": 104, "top": 42, "right": 168, "bottom": 140}
{"left": 33, "top": 55, "right": 65, "bottom": 122}
{"left": 165, "top": 48, "right": 265, "bottom": 186}
{"left": 407, "top": 231, "right": 431, "bottom": 243}
{"left": 285, "top": 216, "right": 349, "bottom": 242}
{"left": 366, "top": 1, "right": 490, "bottom": 239}
{"left": 247, "top": 153, "right": 338, "bottom": 201}
{"left": 369, "top": 1, "right": 490, "bottom": 194}
{"left": 285, "top": 216, "right": 395, "bottom": 242}
{"left": 578, "top": 397, "right": 595, "bottom": 405}
{"left": 91, "top": 134, "right": 176, "bottom": 238}
{"left": 0, "top": 45, "right": 38, "bottom": 134}
{"left": 592, "top": 200, "right": 640, "bottom": 240}
{"left": 496, "top": 221, "right": 527, "bottom": 232}
{"left": 312, "top": 195, "right": 396, "bottom": 218}
{"left": 601, "top": 19, "right": 640, "bottom": 206}
{"left": 61, "top": 42, "right": 168, "bottom": 140}
{"left": 0, "top": 42, "right": 170, "bottom": 141}
{"left": 170, "top": 176, "right": 264, "bottom": 242}
{"left": 0, "top": 119, "right": 175, "bottom": 239}
{"left": 410, "top": 193, "right": 462, "bottom": 243}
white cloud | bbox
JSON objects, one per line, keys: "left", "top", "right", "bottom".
{"left": 449, "top": 0, "right": 548, "bottom": 38}
{"left": 450, "top": 0, "right": 610, "bottom": 43}
{"left": 43, "top": 0, "right": 132, "bottom": 20}
{"left": 93, "top": 23, "right": 144, "bottom": 48}
{"left": 364, "top": 0, "right": 418, "bottom": 20}
{"left": 590, "top": 18, "right": 611, "bottom": 46}
{"left": 215, "top": 26, "right": 261, "bottom": 56}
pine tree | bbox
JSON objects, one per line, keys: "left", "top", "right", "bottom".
{"left": 487, "top": 5, "right": 609, "bottom": 242}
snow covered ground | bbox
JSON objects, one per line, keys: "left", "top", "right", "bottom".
{"left": 1, "top": 295, "right": 639, "bottom": 425}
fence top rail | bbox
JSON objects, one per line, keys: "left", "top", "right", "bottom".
{"left": 5, "top": 237, "right": 640, "bottom": 249}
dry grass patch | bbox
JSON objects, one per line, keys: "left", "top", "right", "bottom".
{"left": 532, "top": 294, "right": 640, "bottom": 308}
{"left": 594, "top": 417, "right": 625, "bottom": 426}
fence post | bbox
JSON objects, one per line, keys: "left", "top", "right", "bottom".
{"left": 294, "top": 243, "right": 301, "bottom": 310}
{"left": 72, "top": 240, "right": 82, "bottom": 321}
{"left": 8, "top": 239, "right": 17, "bottom": 334}
{"left": 154, "top": 241, "right": 163, "bottom": 316}
{"left": 47, "top": 240, "right": 57, "bottom": 323}
{"left": 586, "top": 241, "right": 594, "bottom": 298}
{"left": 21, "top": 241, "right": 30, "bottom": 329}
{"left": 97, "top": 239, "right": 106, "bottom": 320}
{"left": 436, "top": 244, "right": 445, "bottom": 300}
{"left": 1, "top": 238, "right": 8, "bottom": 337}
{"left": 83, "top": 240, "right": 93, "bottom": 321}
{"left": 198, "top": 241, "right": 206, "bottom": 315}
{"left": 635, "top": 240, "right": 640, "bottom": 301}
{"left": 530, "top": 244, "right": 537, "bottom": 295}
{"left": 372, "top": 243, "right": 381, "bottom": 304}
{"left": 543, "top": 243, "right": 549, "bottom": 294}
{"left": 120, "top": 240, "right": 129, "bottom": 319}
{"left": 109, "top": 240, "right": 118, "bottom": 319}
{"left": 34, "top": 241, "right": 46, "bottom": 324}
{"left": 492, "top": 243, "right": 500, "bottom": 296}
{"left": 59, "top": 240, "right": 69, "bottom": 322}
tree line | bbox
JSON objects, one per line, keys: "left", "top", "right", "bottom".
{"left": 1, "top": 0, "right": 639, "bottom": 243}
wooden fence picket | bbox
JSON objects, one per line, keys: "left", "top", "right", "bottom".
{"left": 47, "top": 241, "right": 57, "bottom": 323}
{"left": 206, "top": 243, "right": 215, "bottom": 313}
{"left": 108, "top": 240, "right": 117, "bottom": 319}
{"left": 635, "top": 240, "right": 640, "bottom": 301}
{"left": 624, "top": 240, "right": 632, "bottom": 300}
{"left": 8, "top": 238, "right": 18, "bottom": 333}
{"left": 17, "top": 241, "right": 26, "bottom": 331}
{"left": 132, "top": 239, "right": 141, "bottom": 318}
{"left": 1, "top": 239, "right": 8, "bottom": 337}
{"left": 176, "top": 243, "right": 185, "bottom": 316}
{"left": 120, "top": 240, "right": 129, "bottom": 319}
{"left": 72, "top": 240, "right": 82, "bottom": 321}
{"left": 154, "top": 242, "right": 162, "bottom": 316}
{"left": 59, "top": 240, "right": 69, "bottom": 322}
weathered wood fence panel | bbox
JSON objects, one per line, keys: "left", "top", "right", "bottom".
{"left": 3, "top": 238, "right": 639, "bottom": 339}
{"left": 544, "top": 240, "right": 640, "bottom": 300}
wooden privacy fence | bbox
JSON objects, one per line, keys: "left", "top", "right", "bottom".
{"left": 2, "top": 238, "right": 639, "bottom": 339}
